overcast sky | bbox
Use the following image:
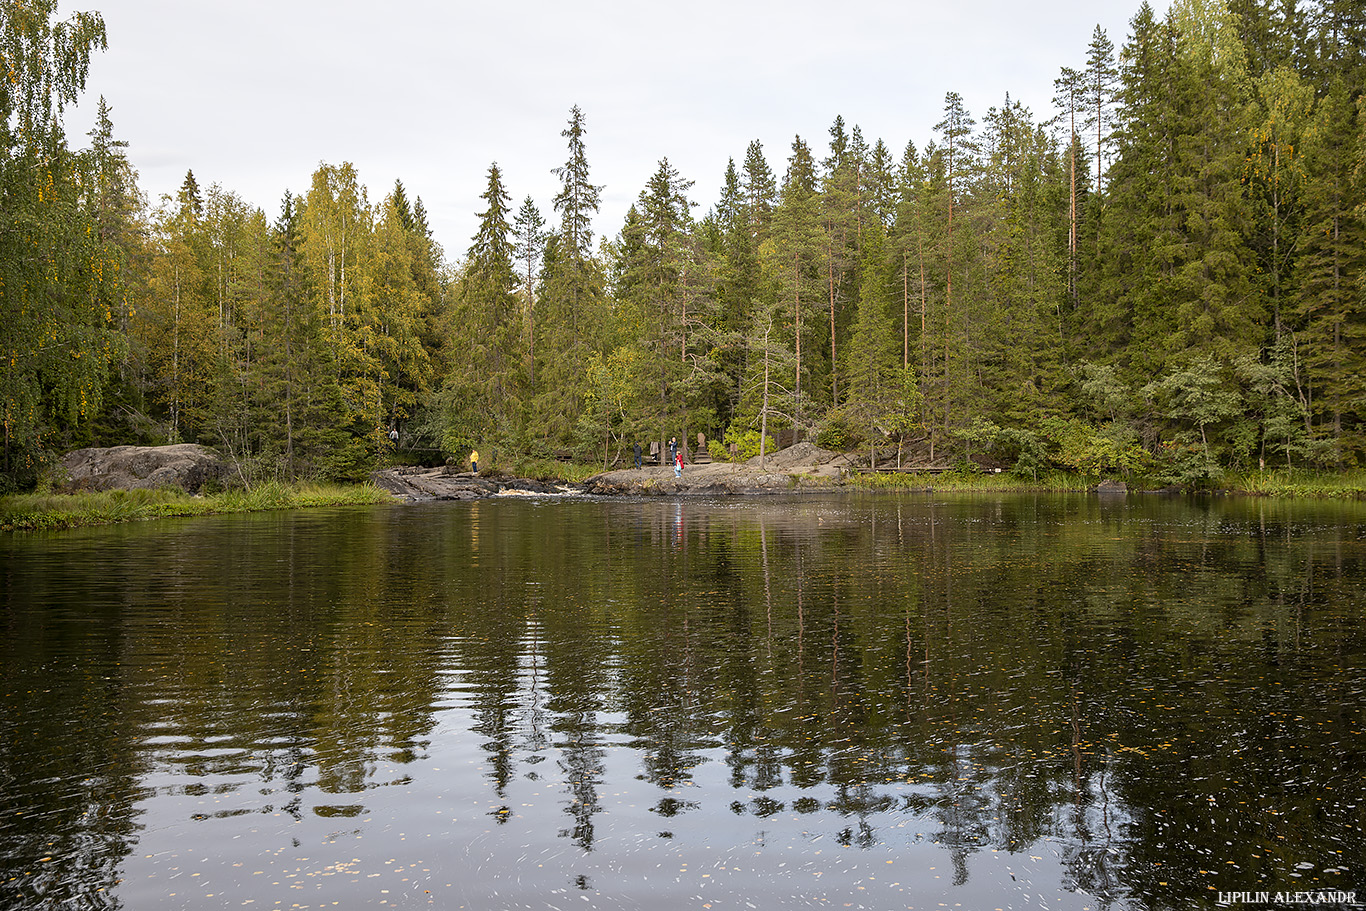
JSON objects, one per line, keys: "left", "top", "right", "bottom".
{"left": 65, "top": 0, "right": 1172, "bottom": 263}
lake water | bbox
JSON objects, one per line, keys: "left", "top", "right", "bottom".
{"left": 1, "top": 492, "right": 1363, "bottom": 910}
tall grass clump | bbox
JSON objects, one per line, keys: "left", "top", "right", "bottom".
{"left": 1226, "top": 469, "right": 1366, "bottom": 499}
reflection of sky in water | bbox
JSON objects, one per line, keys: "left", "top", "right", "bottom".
{"left": 2, "top": 494, "right": 1363, "bottom": 910}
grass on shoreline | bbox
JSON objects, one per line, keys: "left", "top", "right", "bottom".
{"left": 7, "top": 463, "right": 1365, "bottom": 533}
{"left": 846, "top": 470, "right": 1098, "bottom": 492}
{"left": 1, "top": 482, "right": 395, "bottom": 532}
{"left": 847, "top": 466, "right": 1366, "bottom": 498}
{"left": 1221, "top": 468, "right": 1366, "bottom": 499}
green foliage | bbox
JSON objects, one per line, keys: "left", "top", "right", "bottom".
{"left": 9, "top": 3, "right": 1366, "bottom": 492}
{"left": 1041, "top": 417, "right": 1152, "bottom": 476}
{"left": 722, "top": 427, "right": 777, "bottom": 462}
{"left": 962, "top": 419, "right": 1049, "bottom": 479}
{"left": 1141, "top": 355, "right": 1243, "bottom": 462}
{"left": 0, "top": 1, "right": 121, "bottom": 488}
{"left": 814, "top": 415, "right": 850, "bottom": 451}
{"left": 965, "top": 416, "right": 1150, "bottom": 479}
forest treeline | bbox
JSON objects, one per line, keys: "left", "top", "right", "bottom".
{"left": 3, "top": 0, "right": 1365, "bottom": 491}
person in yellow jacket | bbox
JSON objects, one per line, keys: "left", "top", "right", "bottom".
{"left": 470, "top": 449, "right": 480, "bottom": 473}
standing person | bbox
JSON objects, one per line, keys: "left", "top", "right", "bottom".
{"left": 668, "top": 437, "right": 677, "bottom": 464}
{"left": 634, "top": 441, "right": 642, "bottom": 470}
{"left": 470, "top": 449, "right": 480, "bottom": 473}
{"left": 674, "top": 448, "right": 684, "bottom": 478}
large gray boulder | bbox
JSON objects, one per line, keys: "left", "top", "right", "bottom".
{"left": 60, "top": 444, "right": 227, "bottom": 493}
{"left": 370, "top": 466, "right": 563, "bottom": 501}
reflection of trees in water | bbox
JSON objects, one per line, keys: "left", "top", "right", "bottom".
{"left": 554, "top": 711, "right": 605, "bottom": 851}
{"left": 0, "top": 653, "right": 142, "bottom": 911}
{"left": 518, "top": 615, "right": 551, "bottom": 756}
{"left": 6, "top": 496, "right": 1365, "bottom": 905}
{"left": 544, "top": 605, "right": 611, "bottom": 851}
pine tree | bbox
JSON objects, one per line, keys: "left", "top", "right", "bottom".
{"left": 82, "top": 97, "right": 141, "bottom": 251}
{"left": 866, "top": 139, "right": 897, "bottom": 226}
{"left": 980, "top": 96, "right": 1068, "bottom": 423}
{"left": 77, "top": 95, "right": 144, "bottom": 445}
{"left": 1305, "top": 0, "right": 1366, "bottom": 91}
{"left": 137, "top": 172, "right": 213, "bottom": 442}
{"left": 740, "top": 140, "right": 777, "bottom": 239}
{"left": 934, "top": 92, "right": 977, "bottom": 341}
{"left": 198, "top": 183, "right": 274, "bottom": 476}
{"left": 819, "top": 116, "right": 863, "bottom": 406}
{"left": 933, "top": 92, "right": 979, "bottom": 426}
{"left": 1054, "top": 66, "right": 1085, "bottom": 308}
{"left": 1083, "top": 26, "right": 1120, "bottom": 193}
{"left": 1229, "top": 0, "right": 1307, "bottom": 76}
{"left": 512, "top": 196, "right": 546, "bottom": 384}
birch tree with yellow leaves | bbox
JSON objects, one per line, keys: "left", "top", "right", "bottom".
{"left": 0, "top": 0, "right": 123, "bottom": 487}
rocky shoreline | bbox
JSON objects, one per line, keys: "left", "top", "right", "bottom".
{"left": 52, "top": 443, "right": 1130, "bottom": 503}
{"left": 371, "top": 442, "right": 852, "bottom": 501}
{"left": 369, "top": 465, "right": 572, "bottom": 501}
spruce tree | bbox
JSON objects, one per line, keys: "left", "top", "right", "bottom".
{"left": 459, "top": 163, "right": 522, "bottom": 439}
{"left": 759, "top": 136, "right": 825, "bottom": 433}
{"left": 536, "top": 106, "right": 607, "bottom": 448}
{"left": 549, "top": 104, "right": 603, "bottom": 321}
{"left": 1166, "top": 0, "right": 1262, "bottom": 359}
{"left": 1291, "top": 75, "right": 1366, "bottom": 457}
{"left": 1248, "top": 65, "right": 1313, "bottom": 337}
{"left": 839, "top": 221, "right": 900, "bottom": 464}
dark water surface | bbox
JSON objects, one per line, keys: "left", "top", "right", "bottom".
{"left": 2, "top": 492, "right": 1364, "bottom": 910}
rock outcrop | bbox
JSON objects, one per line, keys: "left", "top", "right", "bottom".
{"left": 371, "top": 443, "right": 852, "bottom": 501}
{"left": 581, "top": 442, "right": 849, "bottom": 496}
{"left": 60, "top": 444, "right": 228, "bottom": 493}
{"left": 370, "top": 465, "right": 567, "bottom": 501}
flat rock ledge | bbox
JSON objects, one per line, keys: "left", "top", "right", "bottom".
{"left": 372, "top": 443, "right": 851, "bottom": 501}
{"left": 371, "top": 466, "right": 567, "bottom": 501}
{"left": 583, "top": 442, "right": 849, "bottom": 496}
{"left": 60, "top": 444, "right": 227, "bottom": 493}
